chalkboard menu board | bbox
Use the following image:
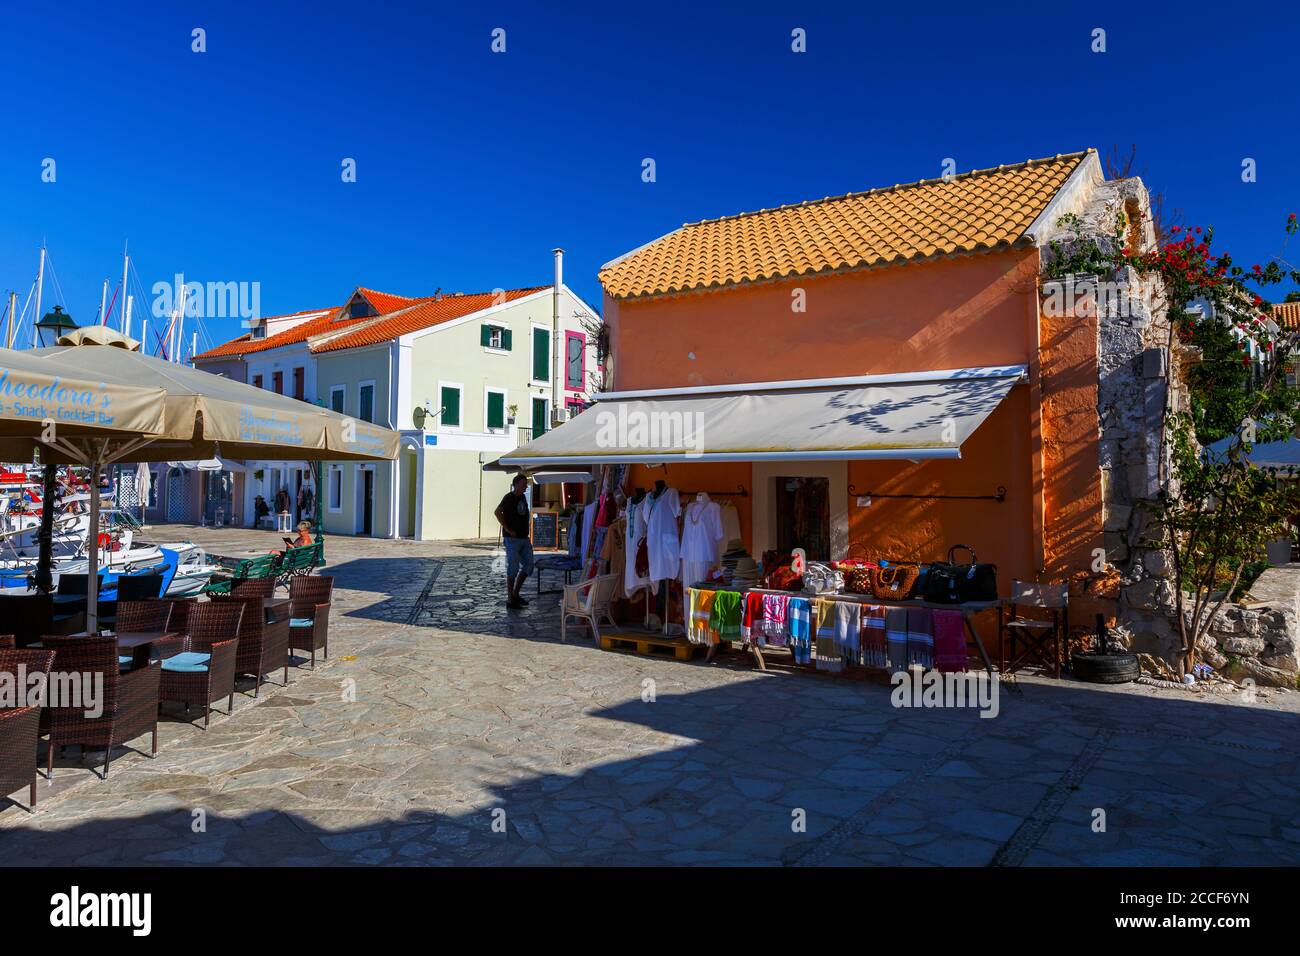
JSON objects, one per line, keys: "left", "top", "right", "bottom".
{"left": 531, "top": 510, "right": 559, "bottom": 550}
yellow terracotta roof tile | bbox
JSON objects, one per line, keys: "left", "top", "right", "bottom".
{"left": 600, "top": 151, "right": 1093, "bottom": 300}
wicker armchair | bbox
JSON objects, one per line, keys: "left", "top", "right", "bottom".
{"left": 0, "top": 634, "right": 14, "bottom": 649}
{"left": 210, "top": 592, "right": 289, "bottom": 696}
{"left": 0, "top": 648, "right": 55, "bottom": 809}
{"left": 287, "top": 575, "right": 333, "bottom": 668}
{"left": 44, "top": 637, "right": 160, "bottom": 779}
{"left": 116, "top": 600, "right": 174, "bottom": 634}
{"left": 159, "top": 602, "right": 243, "bottom": 729}
{"left": 0, "top": 707, "right": 42, "bottom": 810}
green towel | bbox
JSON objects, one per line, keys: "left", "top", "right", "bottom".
{"left": 709, "top": 589, "right": 743, "bottom": 639}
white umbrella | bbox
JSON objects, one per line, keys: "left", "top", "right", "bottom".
{"left": 135, "top": 461, "right": 152, "bottom": 516}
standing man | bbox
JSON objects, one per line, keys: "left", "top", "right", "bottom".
{"left": 495, "top": 473, "right": 534, "bottom": 609}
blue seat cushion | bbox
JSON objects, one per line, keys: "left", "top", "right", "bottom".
{"left": 118, "top": 655, "right": 133, "bottom": 668}
{"left": 290, "top": 617, "right": 314, "bottom": 628}
{"left": 161, "top": 651, "right": 211, "bottom": 673}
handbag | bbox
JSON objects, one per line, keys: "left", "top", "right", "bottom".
{"left": 802, "top": 562, "right": 843, "bottom": 595}
{"left": 842, "top": 564, "right": 877, "bottom": 595}
{"left": 924, "top": 545, "right": 998, "bottom": 603}
{"left": 761, "top": 550, "right": 802, "bottom": 591}
{"left": 871, "top": 563, "right": 920, "bottom": 599}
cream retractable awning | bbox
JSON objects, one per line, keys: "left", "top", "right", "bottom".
{"left": 491, "top": 366, "right": 1024, "bottom": 470}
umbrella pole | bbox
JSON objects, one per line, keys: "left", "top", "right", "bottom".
{"left": 86, "top": 445, "right": 103, "bottom": 633}
{"left": 33, "top": 463, "right": 58, "bottom": 593}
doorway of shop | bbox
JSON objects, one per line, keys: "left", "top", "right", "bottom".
{"left": 775, "top": 476, "right": 830, "bottom": 562}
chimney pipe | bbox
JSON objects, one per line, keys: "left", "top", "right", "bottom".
{"left": 552, "top": 247, "right": 563, "bottom": 425}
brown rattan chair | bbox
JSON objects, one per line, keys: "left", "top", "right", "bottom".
{"left": 210, "top": 592, "right": 289, "bottom": 696}
{"left": 159, "top": 602, "right": 243, "bottom": 729}
{"left": 0, "top": 707, "right": 42, "bottom": 810}
{"left": 231, "top": 578, "right": 277, "bottom": 599}
{"left": 0, "top": 634, "right": 14, "bottom": 649}
{"left": 0, "top": 648, "right": 55, "bottom": 809}
{"left": 287, "top": 575, "right": 333, "bottom": 668}
{"left": 116, "top": 600, "right": 174, "bottom": 634}
{"left": 44, "top": 636, "right": 160, "bottom": 779}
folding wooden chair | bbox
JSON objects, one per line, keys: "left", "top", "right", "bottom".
{"left": 1000, "top": 580, "right": 1068, "bottom": 678}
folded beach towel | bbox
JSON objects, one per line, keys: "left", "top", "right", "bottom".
{"left": 906, "top": 606, "right": 934, "bottom": 669}
{"left": 762, "top": 593, "right": 791, "bottom": 647}
{"left": 709, "top": 590, "right": 742, "bottom": 643}
{"left": 787, "top": 596, "right": 811, "bottom": 662}
{"left": 741, "top": 591, "right": 765, "bottom": 644}
{"left": 885, "top": 606, "right": 909, "bottom": 672}
{"left": 687, "top": 588, "right": 717, "bottom": 645}
{"left": 933, "top": 609, "right": 968, "bottom": 673}
{"left": 860, "top": 604, "right": 888, "bottom": 668}
{"left": 814, "top": 598, "right": 842, "bottom": 672}
{"left": 834, "top": 600, "right": 860, "bottom": 663}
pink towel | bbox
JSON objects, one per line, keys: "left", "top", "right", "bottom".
{"left": 933, "top": 610, "right": 968, "bottom": 673}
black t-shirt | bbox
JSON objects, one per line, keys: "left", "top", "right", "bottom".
{"left": 499, "top": 491, "right": 531, "bottom": 538}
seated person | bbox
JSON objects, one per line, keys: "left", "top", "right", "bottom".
{"left": 274, "top": 520, "right": 315, "bottom": 555}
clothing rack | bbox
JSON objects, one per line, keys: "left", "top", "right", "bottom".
{"left": 847, "top": 484, "right": 1006, "bottom": 503}
{"left": 677, "top": 485, "right": 748, "bottom": 497}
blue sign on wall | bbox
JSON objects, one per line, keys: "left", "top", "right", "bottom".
{"left": 424, "top": 435, "right": 438, "bottom": 446}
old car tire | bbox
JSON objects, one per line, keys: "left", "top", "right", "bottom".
{"left": 1071, "top": 652, "right": 1140, "bottom": 684}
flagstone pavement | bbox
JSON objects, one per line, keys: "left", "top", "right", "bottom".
{"left": 2, "top": 526, "right": 1299, "bottom": 866}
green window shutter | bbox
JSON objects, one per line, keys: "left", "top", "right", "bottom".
{"left": 480, "top": 324, "right": 491, "bottom": 347}
{"left": 440, "top": 387, "right": 460, "bottom": 427}
{"left": 501, "top": 328, "right": 512, "bottom": 351}
{"left": 533, "top": 328, "right": 550, "bottom": 381}
{"left": 532, "top": 397, "right": 548, "bottom": 437}
{"left": 487, "top": 392, "right": 505, "bottom": 430}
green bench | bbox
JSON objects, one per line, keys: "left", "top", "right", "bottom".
{"left": 204, "top": 553, "right": 278, "bottom": 595}
{"left": 276, "top": 541, "right": 325, "bottom": 586}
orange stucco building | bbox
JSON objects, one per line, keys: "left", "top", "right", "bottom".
{"left": 501, "top": 149, "right": 1155, "bottom": 634}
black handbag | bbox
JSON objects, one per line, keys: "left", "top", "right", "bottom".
{"left": 924, "top": 545, "right": 998, "bottom": 603}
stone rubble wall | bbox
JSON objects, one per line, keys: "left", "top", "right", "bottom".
{"left": 1192, "top": 566, "right": 1300, "bottom": 687}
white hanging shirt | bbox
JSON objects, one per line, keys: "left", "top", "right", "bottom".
{"left": 680, "top": 497, "right": 724, "bottom": 562}
{"left": 639, "top": 487, "right": 681, "bottom": 582}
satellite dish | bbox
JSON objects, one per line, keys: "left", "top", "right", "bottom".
{"left": 412, "top": 406, "right": 427, "bottom": 429}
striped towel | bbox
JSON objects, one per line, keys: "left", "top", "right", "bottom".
{"left": 740, "top": 591, "right": 765, "bottom": 644}
{"left": 762, "top": 593, "right": 790, "bottom": 647}
{"left": 710, "top": 590, "right": 742, "bottom": 643}
{"left": 933, "top": 609, "right": 968, "bottom": 673}
{"left": 687, "top": 588, "right": 716, "bottom": 645}
{"left": 885, "top": 607, "right": 909, "bottom": 672}
{"left": 906, "top": 606, "right": 934, "bottom": 669}
{"left": 787, "top": 597, "right": 811, "bottom": 662}
{"left": 814, "top": 598, "right": 842, "bottom": 672}
{"left": 835, "top": 600, "right": 860, "bottom": 663}
{"left": 860, "top": 604, "right": 888, "bottom": 668}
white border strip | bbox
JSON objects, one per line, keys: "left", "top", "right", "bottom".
{"left": 497, "top": 447, "right": 962, "bottom": 468}
{"left": 594, "top": 364, "right": 1027, "bottom": 401}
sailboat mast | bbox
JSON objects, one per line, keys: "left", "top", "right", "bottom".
{"left": 99, "top": 279, "right": 108, "bottom": 325}
{"left": 123, "top": 294, "right": 134, "bottom": 339}
{"left": 5, "top": 291, "right": 15, "bottom": 349}
{"left": 31, "top": 245, "right": 46, "bottom": 347}
{"left": 119, "top": 243, "right": 129, "bottom": 331}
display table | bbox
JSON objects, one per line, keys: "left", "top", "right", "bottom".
{"left": 710, "top": 586, "right": 1001, "bottom": 677}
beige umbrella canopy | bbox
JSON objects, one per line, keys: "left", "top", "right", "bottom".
{"left": 0, "top": 341, "right": 399, "bottom": 630}
{"left": 17, "top": 342, "right": 400, "bottom": 463}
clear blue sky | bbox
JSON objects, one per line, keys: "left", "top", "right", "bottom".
{"left": 3, "top": 1, "right": 1297, "bottom": 352}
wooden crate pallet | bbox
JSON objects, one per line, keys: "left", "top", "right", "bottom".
{"left": 599, "top": 631, "right": 703, "bottom": 661}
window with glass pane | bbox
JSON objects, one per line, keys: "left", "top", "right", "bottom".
{"left": 329, "top": 466, "right": 342, "bottom": 510}
{"left": 330, "top": 387, "right": 344, "bottom": 413}
{"left": 440, "top": 386, "right": 461, "bottom": 427}
{"left": 359, "top": 384, "right": 374, "bottom": 423}
{"left": 566, "top": 333, "right": 584, "bottom": 389}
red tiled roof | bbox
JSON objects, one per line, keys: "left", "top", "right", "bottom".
{"left": 1270, "top": 300, "right": 1300, "bottom": 329}
{"left": 310, "top": 286, "right": 549, "bottom": 353}
{"left": 193, "top": 306, "right": 341, "bottom": 360}
{"left": 355, "top": 287, "right": 424, "bottom": 315}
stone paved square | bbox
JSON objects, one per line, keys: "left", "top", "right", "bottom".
{"left": 2, "top": 526, "right": 1298, "bottom": 867}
